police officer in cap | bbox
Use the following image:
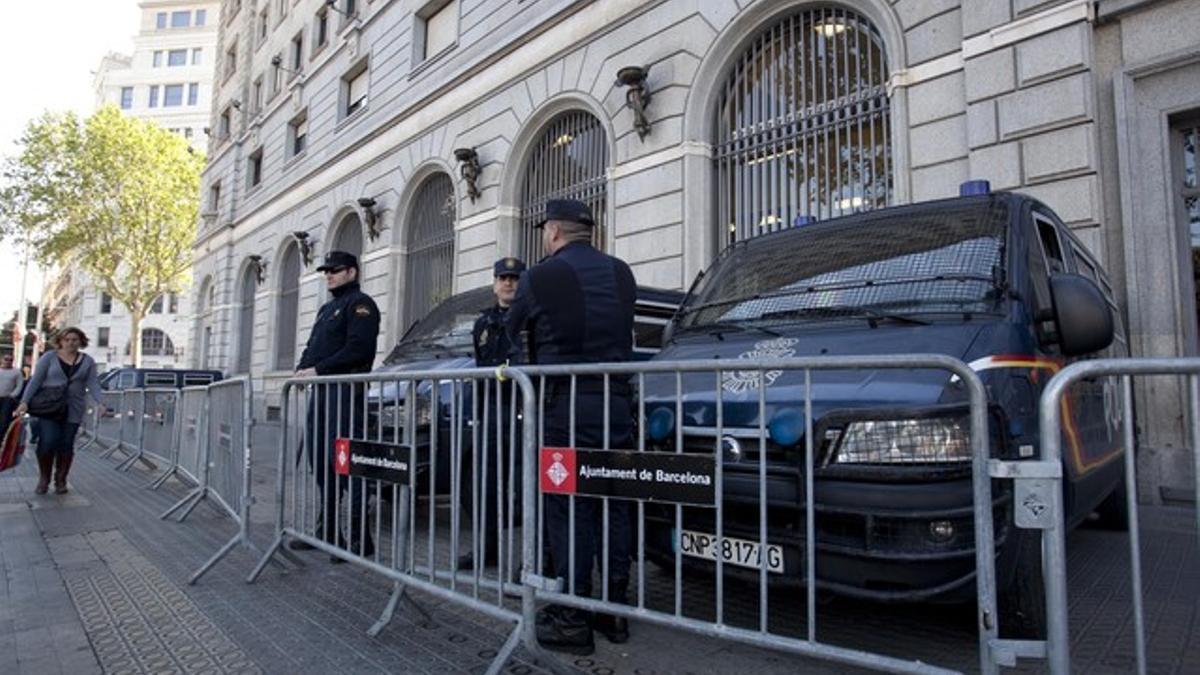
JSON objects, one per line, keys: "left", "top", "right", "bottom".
{"left": 506, "top": 199, "right": 636, "bottom": 655}
{"left": 457, "top": 256, "right": 526, "bottom": 571}
{"left": 289, "top": 250, "right": 381, "bottom": 562}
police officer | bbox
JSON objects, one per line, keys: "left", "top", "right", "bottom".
{"left": 458, "top": 257, "right": 527, "bottom": 572}
{"left": 506, "top": 199, "right": 636, "bottom": 655}
{"left": 288, "top": 250, "right": 381, "bottom": 563}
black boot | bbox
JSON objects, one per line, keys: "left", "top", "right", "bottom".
{"left": 53, "top": 454, "right": 73, "bottom": 494}
{"left": 592, "top": 579, "right": 630, "bottom": 643}
{"left": 35, "top": 454, "right": 53, "bottom": 495}
{"left": 536, "top": 605, "right": 594, "bottom": 656}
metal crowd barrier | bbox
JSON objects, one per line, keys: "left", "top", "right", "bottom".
{"left": 151, "top": 385, "right": 208, "bottom": 490}
{"left": 92, "top": 391, "right": 125, "bottom": 453}
{"left": 1038, "top": 358, "right": 1200, "bottom": 675}
{"left": 249, "top": 357, "right": 997, "bottom": 675}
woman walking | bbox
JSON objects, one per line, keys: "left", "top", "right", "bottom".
{"left": 13, "top": 328, "right": 104, "bottom": 494}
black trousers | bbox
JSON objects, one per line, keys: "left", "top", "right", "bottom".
{"left": 543, "top": 391, "right": 633, "bottom": 598}
{"left": 303, "top": 382, "right": 372, "bottom": 550}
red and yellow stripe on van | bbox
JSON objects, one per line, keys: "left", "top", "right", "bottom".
{"left": 965, "top": 355, "right": 1121, "bottom": 474}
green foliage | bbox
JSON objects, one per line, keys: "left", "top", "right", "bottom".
{"left": 0, "top": 106, "right": 204, "bottom": 365}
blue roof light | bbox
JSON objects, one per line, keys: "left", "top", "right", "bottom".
{"left": 959, "top": 180, "right": 991, "bottom": 196}
{"left": 794, "top": 215, "right": 814, "bottom": 227}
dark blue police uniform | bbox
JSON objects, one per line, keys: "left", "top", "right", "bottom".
{"left": 506, "top": 200, "right": 636, "bottom": 651}
{"left": 295, "top": 250, "right": 380, "bottom": 558}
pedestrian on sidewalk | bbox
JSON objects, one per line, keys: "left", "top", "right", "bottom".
{"left": 13, "top": 328, "right": 104, "bottom": 494}
{"left": 0, "top": 354, "right": 21, "bottom": 426}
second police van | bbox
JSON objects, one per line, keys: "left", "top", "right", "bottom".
{"left": 639, "top": 183, "right": 1129, "bottom": 637}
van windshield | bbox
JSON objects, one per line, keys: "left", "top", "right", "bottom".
{"left": 679, "top": 198, "right": 1009, "bottom": 330}
{"left": 383, "top": 287, "right": 493, "bottom": 364}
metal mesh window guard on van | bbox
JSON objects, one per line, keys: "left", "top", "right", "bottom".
{"left": 715, "top": 6, "right": 892, "bottom": 247}
{"left": 680, "top": 199, "right": 1009, "bottom": 329}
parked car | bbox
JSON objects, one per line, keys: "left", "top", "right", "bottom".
{"left": 638, "top": 185, "right": 1128, "bottom": 638}
{"left": 99, "top": 367, "right": 224, "bottom": 390}
{"left": 367, "top": 285, "right": 685, "bottom": 492}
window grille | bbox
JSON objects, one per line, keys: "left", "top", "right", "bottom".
{"left": 518, "top": 110, "right": 608, "bottom": 261}
{"left": 236, "top": 265, "right": 256, "bottom": 373}
{"left": 715, "top": 6, "right": 892, "bottom": 248}
{"left": 275, "top": 243, "right": 301, "bottom": 369}
{"left": 405, "top": 173, "right": 455, "bottom": 326}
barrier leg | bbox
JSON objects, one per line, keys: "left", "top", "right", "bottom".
{"left": 484, "top": 623, "right": 523, "bottom": 675}
{"left": 115, "top": 449, "right": 142, "bottom": 472}
{"left": 147, "top": 466, "right": 178, "bottom": 490}
{"left": 161, "top": 487, "right": 204, "bottom": 520}
{"left": 99, "top": 442, "right": 124, "bottom": 459}
{"left": 247, "top": 534, "right": 285, "bottom": 583}
{"left": 190, "top": 533, "right": 240, "bottom": 585}
{"left": 175, "top": 488, "right": 207, "bottom": 522}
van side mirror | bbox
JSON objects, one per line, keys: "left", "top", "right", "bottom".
{"left": 1048, "top": 273, "right": 1114, "bottom": 356}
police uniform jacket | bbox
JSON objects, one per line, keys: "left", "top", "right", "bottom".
{"left": 472, "top": 305, "right": 514, "bottom": 368}
{"left": 506, "top": 241, "right": 636, "bottom": 375}
{"left": 297, "top": 281, "right": 381, "bottom": 375}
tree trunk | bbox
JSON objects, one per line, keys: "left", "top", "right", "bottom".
{"left": 130, "top": 312, "right": 144, "bottom": 368}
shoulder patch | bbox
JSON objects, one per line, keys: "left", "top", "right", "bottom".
{"left": 354, "top": 304, "right": 373, "bottom": 317}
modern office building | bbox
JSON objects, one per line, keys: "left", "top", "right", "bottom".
{"left": 191, "top": 0, "right": 1200, "bottom": 503}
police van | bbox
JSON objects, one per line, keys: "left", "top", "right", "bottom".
{"left": 639, "top": 185, "right": 1128, "bottom": 636}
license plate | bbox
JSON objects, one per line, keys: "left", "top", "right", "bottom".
{"left": 677, "top": 529, "right": 784, "bottom": 574}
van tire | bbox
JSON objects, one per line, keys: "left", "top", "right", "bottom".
{"left": 1093, "top": 472, "right": 1131, "bottom": 531}
{"left": 998, "top": 529, "right": 1047, "bottom": 640}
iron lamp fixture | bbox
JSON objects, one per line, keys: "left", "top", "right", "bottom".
{"left": 248, "top": 255, "right": 268, "bottom": 285}
{"left": 230, "top": 99, "right": 242, "bottom": 110}
{"left": 292, "top": 231, "right": 315, "bottom": 267}
{"left": 357, "top": 197, "right": 383, "bottom": 241}
{"left": 454, "top": 147, "right": 482, "bottom": 203}
{"left": 324, "top": 0, "right": 353, "bottom": 17}
{"left": 270, "top": 54, "right": 302, "bottom": 78}
{"left": 616, "top": 65, "right": 652, "bottom": 140}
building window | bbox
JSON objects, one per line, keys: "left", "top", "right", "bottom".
{"left": 275, "top": 243, "right": 302, "bottom": 370}
{"left": 224, "top": 44, "right": 237, "bottom": 80}
{"left": 168, "top": 293, "right": 179, "bottom": 314}
{"left": 252, "top": 76, "right": 263, "bottom": 112}
{"left": 342, "top": 60, "right": 368, "bottom": 118}
{"left": 236, "top": 264, "right": 256, "bottom": 373}
{"left": 518, "top": 110, "right": 608, "bottom": 259}
{"left": 1175, "top": 118, "right": 1200, "bottom": 344}
{"left": 219, "top": 108, "right": 232, "bottom": 139}
{"left": 163, "top": 84, "right": 184, "bottom": 107}
{"left": 148, "top": 85, "right": 159, "bottom": 108}
{"left": 192, "top": 47, "right": 203, "bottom": 65}
{"left": 171, "top": 10, "right": 190, "bottom": 28}
{"left": 100, "top": 293, "right": 113, "bottom": 314}
{"left": 120, "top": 87, "right": 133, "bottom": 109}
{"left": 152, "top": 50, "right": 163, "bottom": 67}
{"left": 97, "top": 327, "right": 110, "bottom": 348}
{"left": 415, "top": 0, "right": 458, "bottom": 63}
{"left": 184, "top": 127, "right": 193, "bottom": 139}
{"left": 277, "top": 0, "right": 288, "bottom": 20}
{"left": 150, "top": 295, "right": 164, "bottom": 313}
{"left": 209, "top": 182, "right": 221, "bottom": 212}
{"left": 167, "top": 49, "right": 187, "bottom": 66}
{"left": 156, "top": 12, "right": 167, "bottom": 29}
{"left": 404, "top": 173, "right": 455, "bottom": 324}
{"left": 140, "top": 328, "right": 175, "bottom": 357}
{"left": 287, "top": 110, "right": 308, "bottom": 158}
{"left": 714, "top": 7, "right": 892, "bottom": 247}
{"left": 290, "top": 31, "right": 304, "bottom": 73}
{"left": 247, "top": 148, "right": 263, "bottom": 189}
{"left": 314, "top": 7, "right": 329, "bottom": 52}
{"left": 195, "top": 9, "right": 206, "bottom": 26}
{"left": 259, "top": 7, "right": 270, "bottom": 44}
{"left": 188, "top": 83, "right": 199, "bottom": 106}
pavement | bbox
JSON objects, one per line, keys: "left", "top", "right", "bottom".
{"left": 0, "top": 423, "right": 1197, "bottom": 674}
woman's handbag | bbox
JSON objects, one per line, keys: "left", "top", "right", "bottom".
{"left": 27, "top": 385, "right": 68, "bottom": 419}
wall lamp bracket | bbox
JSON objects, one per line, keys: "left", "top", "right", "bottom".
{"left": 616, "top": 65, "right": 652, "bottom": 140}
{"left": 453, "top": 147, "right": 482, "bottom": 203}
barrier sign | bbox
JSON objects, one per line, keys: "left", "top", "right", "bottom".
{"left": 334, "top": 438, "right": 411, "bottom": 484}
{"left": 540, "top": 447, "right": 716, "bottom": 506}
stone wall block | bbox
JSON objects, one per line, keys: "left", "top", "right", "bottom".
{"left": 629, "top": 258, "right": 682, "bottom": 290}
{"left": 909, "top": 115, "right": 968, "bottom": 169}
{"left": 614, "top": 160, "right": 682, "bottom": 205}
{"left": 910, "top": 158, "right": 969, "bottom": 202}
{"left": 1022, "top": 174, "right": 1101, "bottom": 225}
{"left": 1015, "top": 0, "right": 1073, "bottom": 17}
{"left": 614, "top": 224, "right": 682, "bottom": 265}
{"left": 997, "top": 73, "right": 1092, "bottom": 141}
{"left": 962, "top": 0, "right": 1012, "bottom": 37}
{"left": 907, "top": 72, "right": 966, "bottom": 127}
{"left": 964, "top": 47, "right": 1015, "bottom": 103}
{"left": 1021, "top": 123, "right": 1097, "bottom": 184}
{"left": 967, "top": 100, "right": 998, "bottom": 149}
{"left": 905, "top": 9, "right": 963, "bottom": 66}
{"left": 1016, "top": 22, "right": 1090, "bottom": 87}
{"left": 894, "top": 0, "right": 958, "bottom": 30}
{"left": 968, "top": 141, "right": 1022, "bottom": 190}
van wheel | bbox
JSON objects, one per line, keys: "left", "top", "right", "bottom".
{"left": 1093, "top": 472, "right": 1131, "bottom": 531}
{"left": 998, "top": 529, "right": 1047, "bottom": 640}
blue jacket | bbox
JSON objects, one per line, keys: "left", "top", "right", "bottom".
{"left": 298, "top": 282, "right": 381, "bottom": 375}
{"left": 505, "top": 241, "right": 636, "bottom": 369}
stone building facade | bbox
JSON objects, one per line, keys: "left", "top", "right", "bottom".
{"left": 192, "top": 0, "right": 1200, "bottom": 503}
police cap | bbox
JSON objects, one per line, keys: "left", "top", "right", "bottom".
{"left": 535, "top": 199, "right": 595, "bottom": 229}
{"left": 316, "top": 250, "right": 359, "bottom": 272}
{"left": 493, "top": 257, "right": 526, "bottom": 278}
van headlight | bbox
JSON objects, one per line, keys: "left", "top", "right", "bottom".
{"left": 834, "top": 417, "right": 972, "bottom": 464}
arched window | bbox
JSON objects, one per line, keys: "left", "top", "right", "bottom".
{"left": 127, "top": 328, "right": 175, "bottom": 356}
{"left": 331, "top": 212, "right": 363, "bottom": 258}
{"left": 518, "top": 110, "right": 608, "bottom": 260}
{"left": 196, "top": 275, "right": 214, "bottom": 368}
{"left": 235, "top": 264, "right": 256, "bottom": 373}
{"left": 715, "top": 6, "right": 891, "bottom": 247}
{"left": 404, "top": 173, "right": 455, "bottom": 326}
{"left": 275, "top": 243, "right": 302, "bottom": 370}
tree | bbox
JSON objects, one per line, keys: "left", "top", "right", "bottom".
{"left": 0, "top": 106, "right": 204, "bottom": 366}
